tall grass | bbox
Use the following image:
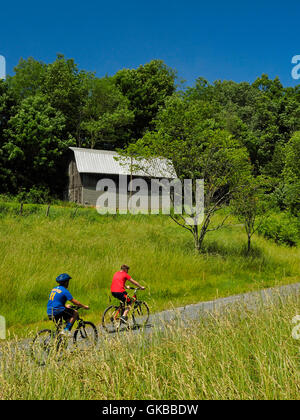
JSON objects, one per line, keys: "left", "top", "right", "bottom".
{"left": 0, "top": 296, "right": 299, "bottom": 400}
{"left": 0, "top": 202, "right": 299, "bottom": 336}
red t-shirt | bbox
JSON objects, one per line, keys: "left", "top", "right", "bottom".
{"left": 111, "top": 271, "right": 131, "bottom": 293}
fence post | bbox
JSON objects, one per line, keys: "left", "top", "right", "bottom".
{"left": 19, "top": 202, "right": 23, "bottom": 216}
{"left": 46, "top": 204, "right": 50, "bottom": 217}
{"left": 72, "top": 206, "right": 79, "bottom": 218}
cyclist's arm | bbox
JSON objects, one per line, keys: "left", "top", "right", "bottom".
{"left": 70, "top": 298, "right": 89, "bottom": 310}
{"left": 127, "top": 278, "right": 145, "bottom": 290}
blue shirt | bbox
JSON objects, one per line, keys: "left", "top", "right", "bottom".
{"left": 47, "top": 285, "right": 73, "bottom": 316}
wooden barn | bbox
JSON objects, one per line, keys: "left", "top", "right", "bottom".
{"left": 66, "top": 147, "right": 176, "bottom": 209}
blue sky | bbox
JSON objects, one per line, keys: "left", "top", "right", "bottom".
{"left": 1, "top": 0, "right": 300, "bottom": 87}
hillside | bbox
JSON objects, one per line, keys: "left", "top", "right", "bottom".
{"left": 0, "top": 201, "right": 299, "bottom": 337}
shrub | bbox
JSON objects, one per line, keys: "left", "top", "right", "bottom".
{"left": 257, "top": 212, "right": 299, "bottom": 246}
{"left": 0, "top": 193, "right": 18, "bottom": 202}
{"left": 16, "top": 187, "right": 52, "bottom": 204}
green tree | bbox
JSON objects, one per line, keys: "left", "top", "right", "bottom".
{"left": 4, "top": 94, "right": 71, "bottom": 194}
{"left": 283, "top": 132, "right": 300, "bottom": 214}
{"left": 6, "top": 57, "right": 47, "bottom": 101}
{"left": 185, "top": 75, "right": 300, "bottom": 178}
{"left": 124, "top": 96, "right": 251, "bottom": 252}
{"left": 232, "top": 177, "right": 268, "bottom": 253}
{"left": 80, "top": 77, "right": 134, "bottom": 149}
{"left": 42, "top": 54, "right": 92, "bottom": 144}
{"left": 0, "top": 80, "right": 18, "bottom": 192}
{"left": 114, "top": 60, "right": 176, "bottom": 140}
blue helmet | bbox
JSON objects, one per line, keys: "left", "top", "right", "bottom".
{"left": 56, "top": 273, "right": 72, "bottom": 283}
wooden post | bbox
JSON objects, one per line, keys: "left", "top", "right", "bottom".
{"left": 19, "top": 202, "right": 23, "bottom": 216}
{"left": 46, "top": 205, "right": 50, "bottom": 217}
{"left": 72, "top": 206, "right": 79, "bottom": 218}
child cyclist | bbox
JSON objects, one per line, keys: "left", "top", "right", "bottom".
{"left": 47, "top": 273, "right": 89, "bottom": 336}
{"left": 111, "top": 265, "right": 145, "bottom": 324}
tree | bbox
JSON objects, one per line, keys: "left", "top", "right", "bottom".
{"left": 80, "top": 77, "right": 134, "bottom": 149}
{"left": 184, "top": 75, "right": 300, "bottom": 178}
{"left": 231, "top": 177, "right": 268, "bottom": 253}
{"left": 4, "top": 94, "right": 71, "bottom": 194}
{"left": 124, "top": 95, "right": 251, "bottom": 252}
{"left": 283, "top": 132, "right": 300, "bottom": 215}
{"left": 0, "top": 80, "right": 18, "bottom": 192}
{"left": 6, "top": 57, "right": 47, "bottom": 101}
{"left": 114, "top": 60, "right": 176, "bottom": 140}
{"left": 42, "top": 54, "right": 92, "bottom": 144}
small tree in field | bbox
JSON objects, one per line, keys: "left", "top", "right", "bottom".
{"left": 122, "top": 96, "right": 252, "bottom": 252}
{"left": 231, "top": 177, "right": 268, "bottom": 254}
{"left": 165, "top": 130, "right": 251, "bottom": 252}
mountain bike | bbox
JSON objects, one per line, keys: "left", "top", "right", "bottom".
{"left": 102, "top": 287, "right": 150, "bottom": 333}
{"left": 31, "top": 306, "right": 98, "bottom": 365}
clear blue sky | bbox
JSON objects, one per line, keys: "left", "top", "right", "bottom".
{"left": 1, "top": 0, "right": 300, "bottom": 87}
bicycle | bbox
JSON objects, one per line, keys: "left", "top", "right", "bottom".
{"left": 102, "top": 287, "right": 150, "bottom": 333}
{"left": 31, "top": 306, "right": 98, "bottom": 365}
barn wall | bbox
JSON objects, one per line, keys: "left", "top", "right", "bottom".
{"left": 81, "top": 173, "right": 173, "bottom": 212}
{"left": 82, "top": 174, "right": 122, "bottom": 207}
{"left": 68, "top": 158, "right": 83, "bottom": 204}
{"left": 82, "top": 174, "right": 101, "bottom": 206}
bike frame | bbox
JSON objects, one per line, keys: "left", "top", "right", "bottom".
{"left": 113, "top": 288, "right": 141, "bottom": 319}
{"left": 51, "top": 306, "right": 85, "bottom": 335}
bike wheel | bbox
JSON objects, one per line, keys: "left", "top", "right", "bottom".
{"left": 73, "top": 321, "right": 98, "bottom": 349}
{"left": 102, "top": 305, "right": 122, "bottom": 333}
{"left": 31, "top": 329, "right": 54, "bottom": 365}
{"left": 132, "top": 301, "right": 150, "bottom": 328}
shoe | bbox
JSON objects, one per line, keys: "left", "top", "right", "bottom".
{"left": 59, "top": 329, "right": 72, "bottom": 337}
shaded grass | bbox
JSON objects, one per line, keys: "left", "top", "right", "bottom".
{"left": 0, "top": 203, "right": 299, "bottom": 337}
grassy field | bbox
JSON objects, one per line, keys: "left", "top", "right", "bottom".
{"left": 0, "top": 201, "right": 299, "bottom": 337}
{"left": 1, "top": 295, "right": 299, "bottom": 399}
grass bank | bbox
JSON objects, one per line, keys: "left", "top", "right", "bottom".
{"left": 0, "top": 202, "right": 299, "bottom": 337}
{"left": 1, "top": 296, "right": 299, "bottom": 399}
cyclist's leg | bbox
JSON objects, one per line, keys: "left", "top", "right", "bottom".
{"left": 48, "top": 313, "right": 64, "bottom": 330}
{"left": 62, "top": 307, "right": 78, "bottom": 331}
{"left": 111, "top": 292, "right": 130, "bottom": 318}
{"left": 52, "top": 308, "right": 78, "bottom": 331}
{"left": 122, "top": 293, "right": 132, "bottom": 318}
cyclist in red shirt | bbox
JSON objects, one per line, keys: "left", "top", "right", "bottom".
{"left": 111, "top": 264, "right": 145, "bottom": 324}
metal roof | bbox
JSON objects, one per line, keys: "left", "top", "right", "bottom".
{"left": 70, "top": 147, "right": 176, "bottom": 178}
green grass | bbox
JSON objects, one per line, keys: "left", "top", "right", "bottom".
{"left": 0, "top": 202, "right": 299, "bottom": 337}
{"left": 1, "top": 295, "right": 299, "bottom": 399}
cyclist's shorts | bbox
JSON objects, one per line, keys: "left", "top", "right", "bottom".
{"left": 112, "top": 291, "right": 131, "bottom": 305}
{"left": 48, "top": 307, "right": 75, "bottom": 323}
